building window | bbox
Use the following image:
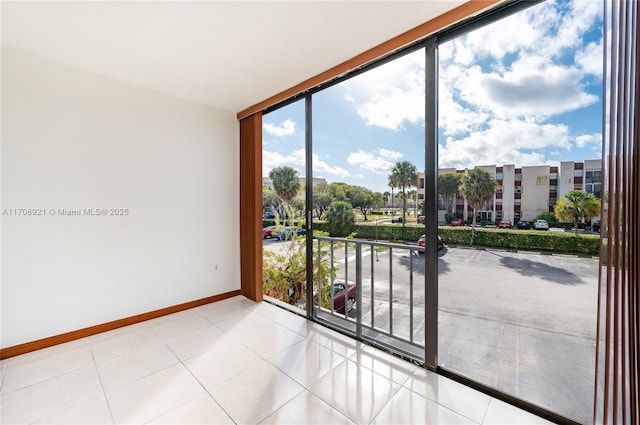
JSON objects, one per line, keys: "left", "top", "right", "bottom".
{"left": 585, "top": 170, "right": 602, "bottom": 184}
{"left": 515, "top": 186, "right": 522, "bottom": 194}
{"left": 549, "top": 172, "right": 558, "bottom": 179}
{"left": 514, "top": 199, "right": 521, "bottom": 206}
{"left": 586, "top": 183, "right": 602, "bottom": 198}
{"left": 574, "top": 169, "right": 583, "bottom": 178}
{"left": 515, "top": 173, "right": 522, "bottom": 181}
{"left": 496, "top": 172, "right": 504, "bottom": 180}
{"left": 550, "top": 185, "right": 557, "bottom": 192}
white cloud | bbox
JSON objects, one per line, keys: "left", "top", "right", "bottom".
{"left": 575, "top": 133, "right": 602, "bottom": 148}
{"left": 343, "top": 50, "right": 425, "bottom": 130}
{"left": 378, "top": 148, "right": 403, "bottom": 160}
{"left": 263, "top": 119, "right": 295, "bottom": 137}
{"left": 263, "top": 148, "right": 352, "bottom": 178}
{"left": 435, "top": 0, "right": 602, "bottom": 170}
{"left": 438, "top": 119, "right": 571, "bottom": 169}
{"left": 458, "top": 63, "right": 598, "bottom": 119}
{"left": 347, "top": 150, "right": 397, "bottom": 174}
{"left": 312, "top": 153, "right": 351, "bottom": 178}
{"left": 576, "top": 39, "right": 603, "bottom": 77}
{"left": 262, "top": 149, "right": 304, "bottom": 176}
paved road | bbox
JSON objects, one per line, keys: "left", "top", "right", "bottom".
{"left": 263, "top": 238, "right": 599, "bottom": 423}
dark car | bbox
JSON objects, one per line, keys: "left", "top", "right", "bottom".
{"left": 417, "top": 215, "right": 425, "bottom": 224}
{"left": 498, "top": 220, "right": 512, "bottom": 229}
{"left": 314, "top": 280, "right": 356, "bottom": 314}
{"left": 450, "top": 218, "right": 464, "bottom": 226}
{"left": 391, "top": 217, "right": 404, "bottom": 223}
{"left": 417, "top": 234, "right": 445, "bottom": 252}
{"left": 262, "top": 225, "right": 276, "bottom": 238}
{"left": 274, "top": 226, "right": 306, "bottom": 240}
{"left": 517, "top": 220, "right": 531, "bottom": 229}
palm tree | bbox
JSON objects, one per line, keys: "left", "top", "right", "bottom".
{"left": 268, "top": 166, "right": 301, "bottom": 204}
{"left": 383, "top": 191, "right": 390, "bottom": 207}
{"left": 554, "top": 190, "right": 601, "bottom": 235}
{"left": 438, "top": 173, "right": 462, "bottom": 217}
{"left": 388, "top": 174, "right": 399, "bottom": 216}
{"left": 459, "top": 168, "right": 497, "bottom": 243}
{"left": 391, "top": 161, "right": 418, "bottom": 223}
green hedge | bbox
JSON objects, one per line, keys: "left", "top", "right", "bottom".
{"left": 436, "top": 227, "right": 599, "bottom": 255}
{"left": 318, "top": 223, "right": 599, "bottom": 255}
{"left": 265, "top": 221, "right": 600, "bottom": 256}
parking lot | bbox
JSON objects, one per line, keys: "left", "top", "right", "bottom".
{"left": 264, "top": 238, "right": 599, "bottom": 423}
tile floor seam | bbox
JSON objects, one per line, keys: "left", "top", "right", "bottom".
{"left": 403, "top": 384, "right": 485, "bottom": 425}
{"left": 90, "top": 347, "right": 117, "bottom": 425}
{"left": 366, "top": 373, "right": 406, "bottom": 425}
{"left": 480, "top": 398, "right": 493, "bottom": 424}
{"left": 7, "top": 365, "right": 104, "bottom": 425}
{"left": 95, "top": 343, "right": 181, "bottom": 393}
{"left": 405, "top": 368, "right": 492, "bottom": 424}
{"left": 0, "top": 353, "right": 95, "bottom": 396}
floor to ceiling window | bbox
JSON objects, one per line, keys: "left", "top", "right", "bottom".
{"left": 310, "top": 48, "right": 427, "bottom": 358}
{"left": 259, "top": 1, "right": 603, "bottom": 422}
{"left": 261, "top": 99, "right": 307, "bottom": 311}
{"left": 436, "top": 1, "right": 603, "bottom": 422}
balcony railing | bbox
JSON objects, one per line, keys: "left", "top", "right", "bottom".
{"left": 312, "top": 236, "right": 427, "bottom": 361}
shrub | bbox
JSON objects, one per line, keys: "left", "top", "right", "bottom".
{"left": 325, "top": 201, "right": 356, "bottom": 237}
{"left": 438, "top": 227, "right": 599, "bottom": 255}
{"left": 263, "top": 236, "right": 335, "bottom": 309}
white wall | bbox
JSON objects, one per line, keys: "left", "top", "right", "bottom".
{"left": 502, "top": 164, "right": 515, "bottom": 222}
{"left": 521, "top": 165, "right": 550, "bottom": 220}
{"left": 1, "top": 47, "right": 240, "bottom": 348}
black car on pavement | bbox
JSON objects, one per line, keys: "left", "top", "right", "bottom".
{"left": 517, "top": 220, "right": 531, "bottom": 229}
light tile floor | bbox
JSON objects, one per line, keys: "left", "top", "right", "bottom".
{"left": 0, "top": 296, "right": 553, "bottom": 424}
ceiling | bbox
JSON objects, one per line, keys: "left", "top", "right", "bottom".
{"left": 1, "top": 1, "right": 469, "bottom": 114}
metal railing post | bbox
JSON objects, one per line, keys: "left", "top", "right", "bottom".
{"left": 355, "top": 243, "right": 362, "bottom": 338}
{"left": 389, "top": 246, "right": 393, "bottom": 335}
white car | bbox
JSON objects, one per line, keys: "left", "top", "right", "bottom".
{"left": 533, "top": 219, "right": 549, "bottom": 230}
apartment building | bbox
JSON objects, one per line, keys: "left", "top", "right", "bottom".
{"left": 418, "top": 159, "right": 603, "bottom": 223}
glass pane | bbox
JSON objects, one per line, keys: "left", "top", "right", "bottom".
{"left": 261, "top": 100, "right": 307, "bottom": 310}
{"left": 311, "top": 48, "right": 427, "bottom": 359}
{"left": 437, "top": 0, "right": 602, "bottom": 422}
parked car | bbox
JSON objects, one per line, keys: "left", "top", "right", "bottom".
{"left": 274, "top": 227, "right": 307, "bottom": 240}
{"left": 498, "top": 220, "right": 512, "bottom": 229}
{"left": 517, "top": 220, "right": 531, "bottom": 229}
{"left": 263, "top": 211, "right": 276, "bottom": 219}
{"left": 533, "top": 219, "right": 549, "bottom": 230}
{"left": 391, "top": 217, "right": 404, "bottom": 223}
{"left": 450, "top": 218, "right": 464, "bottom": 226}
{"left": 262, "top": 225, "right": 276, "bottom": 238}
{"left": 313, "top": 280, "right": 356, "bottom": 314}
{"left": 417, "top": 234, "right": 445, "bottom": 252}
{"left": 417, "top": 215, "right": 425, "bottom": 224}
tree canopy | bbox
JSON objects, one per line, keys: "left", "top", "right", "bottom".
{"left": 269, "top": 166, "right": 301, "bottom": 203}
{"left": 438, "top": 173, "right": 462, "bottom": 215}
{"left": 459, "top": 168, "right": 497, "bottom": 242}
{"left": 554, "top": 190, "right": 601, "bottom": 235}
{"left": 390, "top": 161, "right": 418, "bottom": 223}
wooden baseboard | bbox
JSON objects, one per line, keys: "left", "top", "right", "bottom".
{"left": 0, "top": 289, "right": 243, "bottom": 360}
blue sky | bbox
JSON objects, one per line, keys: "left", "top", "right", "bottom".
{"left": 262, "top": 0, "right": 603, "bottom": 193}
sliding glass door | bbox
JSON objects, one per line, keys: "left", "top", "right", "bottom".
{"left": 260, "top": 1, "right": 603, "bottom": 422}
